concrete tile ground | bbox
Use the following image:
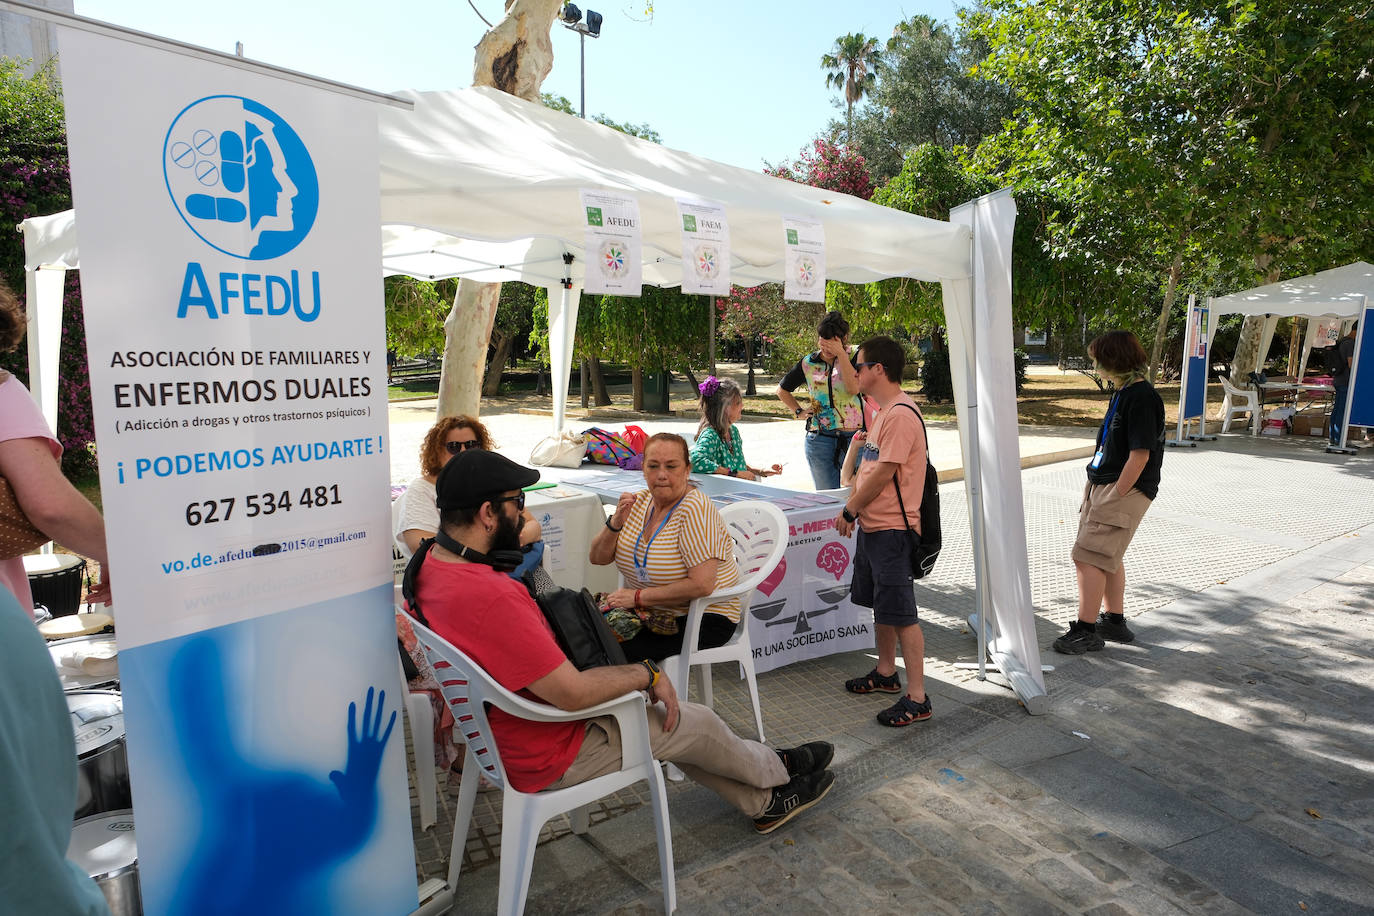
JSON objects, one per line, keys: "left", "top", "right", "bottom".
{"left": 392, "top": 400, "right": 1374, "bottom": 914}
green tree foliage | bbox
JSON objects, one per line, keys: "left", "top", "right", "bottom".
{"left": 540, "top": 93, "right": 662, "bottom": 143}
{"left": 968, "top": 0, "right": 1374, "bottom": 373}
{"left": 821, "top": 33, "right": 881, "bottom": 136}
{"left": 846, "top": 14, "right": 1016, "bottom": 183}
{"left": 0, "top": 59, "right": 95, "bottom": 473}
{"left": 596, "top": 286, "right": 710, "bottom": 377}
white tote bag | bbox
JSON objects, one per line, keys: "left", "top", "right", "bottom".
{"left": 530, "top": 431, "right": 587, "bottom": 468}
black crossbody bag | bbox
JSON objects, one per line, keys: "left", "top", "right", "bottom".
{"left": 888, "top": 403, "right": 942, "bottom": 579}
{"left": 402, "top": 536, "right": 625, "bottom": 671}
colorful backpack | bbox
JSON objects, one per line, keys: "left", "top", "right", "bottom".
{"left": 583, "top": 428, "right": 641, "bottom": 469}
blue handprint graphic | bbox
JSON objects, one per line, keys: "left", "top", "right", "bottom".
{"left": 165, "top": 637, "right": 395, "bottom": 916}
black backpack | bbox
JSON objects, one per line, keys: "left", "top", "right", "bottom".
{"left": 1325, "top": 343, "right": 1348, "bottom": 376}
{"left": 888, "top": 403, "right": 942, "bottom": 579}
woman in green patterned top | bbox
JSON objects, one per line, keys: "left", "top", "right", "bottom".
{"left": 690, "top": 376, "right": 783, "bottom": 482}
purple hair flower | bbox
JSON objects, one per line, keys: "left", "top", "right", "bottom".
{"left": 699, "top": 376, "right": 721, "bottom": 398}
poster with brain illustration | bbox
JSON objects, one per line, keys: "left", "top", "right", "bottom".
{"left": 746, "top": 504, "right": 876, "bottom": 674}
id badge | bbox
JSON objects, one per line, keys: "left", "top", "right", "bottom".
{"left": 1089, "top": 448, "right": 1104, "bottom": 469}
{"left": 632, "top": 561, "right": 649, "bottom": 584}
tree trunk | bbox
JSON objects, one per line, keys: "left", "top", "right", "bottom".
{"left": 436, "top": 0, "right": 561, "bottom": 418}
{"left": 589, "top": 356, "right": 611, "bottom": 406}
{"left": 1288, "top": 321, "right": 1302, "bottom": 376}
{"left": 483, "top": 330, "right": 513, "bottom": 396}
{"left": 1148, "top": 251, "right": 1183, "bottom": 383}
{"left": 631, "top": 366, "right": 644, "bottom": 411}
{"left": 682, "top": 365, "right": 699, "bottom": 393}
{"left": 1230, "top": 267, "right": 1283, "bottom": 381}
{"left": 436, "top": 281, "right": 500, "bottom": 417}
{"left": 744, "top": 337, "right": 757, "bottom": 396}
{"left": 534, "top": 363, "right": 547, "bottom": 396}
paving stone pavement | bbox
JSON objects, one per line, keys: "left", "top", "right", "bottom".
{"left": 397, "top": 413, "right": 1374, "bottom": 914}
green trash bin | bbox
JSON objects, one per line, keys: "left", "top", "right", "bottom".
{"left": 641, "top": 369, "right": 671, "bottom": 414}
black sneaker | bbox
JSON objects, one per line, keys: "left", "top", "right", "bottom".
{"left": 777, "top": 741, "right": 834, "bottom": 777}
{"left": 753, "top": 769, "right": 835, "bottom": 835}
{"left": 1052, "top": 621, "right": 1105, "bottom": 655}
{"left": 1096, "top": 614, "right": 1135, "bottom": 643}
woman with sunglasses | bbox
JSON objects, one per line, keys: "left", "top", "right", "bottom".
{"left": 394, "top": 415, "right": 542, "bottom": 555}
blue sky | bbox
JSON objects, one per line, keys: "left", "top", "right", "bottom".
{"left": 73, "top": 0, "right": 957, "bottom": 171}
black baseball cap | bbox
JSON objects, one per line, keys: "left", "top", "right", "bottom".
{"left": 434, "top": 449, "right": 540, "bottom": 510}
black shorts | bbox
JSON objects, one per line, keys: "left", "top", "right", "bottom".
{"left": 851, "top": 527, "right": 919, "bottom": 627}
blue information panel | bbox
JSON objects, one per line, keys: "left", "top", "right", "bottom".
{"left": 1345, "top": 306, "right": 1373, "bottom": 428}
{"left": 1181, "top": 303, "right": 1209, "bottom": 420}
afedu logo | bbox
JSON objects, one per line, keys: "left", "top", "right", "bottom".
{"left": 163, "top": 96, "right": 319, "bottom": 260}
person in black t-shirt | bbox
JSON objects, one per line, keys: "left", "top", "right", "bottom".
{"left": 1328, "top": 321, "right": 1357, "bottom": 446}
{"left": 1054, "top": 331, "right": 1165, "bottom": 655}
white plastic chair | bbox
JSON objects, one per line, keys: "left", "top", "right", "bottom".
{"left": 662, "top": 500, "right": 787, "bottom": 742}
{"left": 1218, "top": 374, "right": 1260, "bottom": 435}
{"left": 410, "top": 619, "right": 676, "bottom": 916}
{"left": 399, "top": 654, "right": 438, "bottom": 830}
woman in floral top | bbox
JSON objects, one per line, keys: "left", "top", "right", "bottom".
{"left": 775, "top": 311, "right": 864, "bottom": 489}
{"left": 690, "top": 377, "right": 782, "bottom": 481}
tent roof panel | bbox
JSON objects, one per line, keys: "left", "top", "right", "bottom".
{"left": 1210, "top": 261, "right": 1373, "bottom": 318}
{"left": 377, "top": 87, "right": 971, "bottom": 287}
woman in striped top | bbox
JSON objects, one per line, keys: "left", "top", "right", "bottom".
{"left": 590, "top": 433, "right": 741, "bottom": 663}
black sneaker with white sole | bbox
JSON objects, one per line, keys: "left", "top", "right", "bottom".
{"left": 1052, "top": 620, "right": 1105, "bottom": 655}
{"left": 777, "top": 741, "right": 834, "bottom": 778}
{"left": 753, "top": 769, "right": 835, "bottom": 835}
{"left": 1096, "top": 614, "right": 1135, "bottom": 643}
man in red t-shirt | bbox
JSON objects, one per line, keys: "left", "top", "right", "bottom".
{"left": 833, "top": 336, "right": 933, "bottom": 728}
{"left": 406, "top": 449, "right": 835, "bottom": 834}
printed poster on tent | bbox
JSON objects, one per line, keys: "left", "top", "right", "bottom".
{"left": 782, "top": 215, "right": 826, "bottom": 303}
{"left": 58, "top": 26, "right": 415, "bottom": 916}
{"left": 581, "top": 189, "right": 642, "bottom": 295}
{"left": 676, "top": 198, "right": 730, "bottom": 295}
{"left": 745, "top": 504, "right": 874, "bottom": 675}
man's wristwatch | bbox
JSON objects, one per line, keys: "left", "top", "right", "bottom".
{"left": 793, "top": 406, "right": 804, "bottom": 417}
{"left": 639, "top": 659, "right": 660, "bottom": 689}
{"left": 841, "top": 506, "right": 857, "bottom": 523}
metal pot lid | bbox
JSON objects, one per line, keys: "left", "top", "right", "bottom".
{"left": 66, "top": 690, "right": 126, "bottom": 753}
{"left": 68, "top": 809, "right": 137, "bottom": 879}
{"left": 50, "top": 634, "right": 120, "bottom": 691}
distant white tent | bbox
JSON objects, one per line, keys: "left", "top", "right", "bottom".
{"left": 1208, "top": 261, "right": 1372, "bottom": 378}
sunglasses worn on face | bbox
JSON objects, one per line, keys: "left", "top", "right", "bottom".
{"left": 489, "top": 492, "right": 526, "bottom": 511}
{"left": 856, "top": 361, "right": 881, "bottom": 371}
{"left": 445, "top": 439, "right": 481, "bottom": 454}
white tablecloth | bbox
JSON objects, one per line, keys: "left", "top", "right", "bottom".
{"left": 525, "top": 484, "right": 618, "bottom": 595}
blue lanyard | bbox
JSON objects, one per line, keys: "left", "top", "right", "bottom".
{"left": 633, "top": 496, "right": 684, "bottom": 576}
{"left": 1098, "top": 393, "right": 1121, "bottom": 449}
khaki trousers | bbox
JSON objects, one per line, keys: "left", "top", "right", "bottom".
{"left": 546, "top": 700, "right": 786, "bottom": 817}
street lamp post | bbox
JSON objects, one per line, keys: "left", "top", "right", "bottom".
{"left": 560, "top": 4, "right": 602, "bottom": 406}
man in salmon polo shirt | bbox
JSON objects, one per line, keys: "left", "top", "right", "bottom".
{"left": 405, "top": 448, "right": 836, "bottom": 835}
{"left": 834, "top": 336, "right": 933, "bottom": 728}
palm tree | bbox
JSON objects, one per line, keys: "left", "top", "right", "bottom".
{"left": 821, "top": 33, "right": 881, "bottom": 137}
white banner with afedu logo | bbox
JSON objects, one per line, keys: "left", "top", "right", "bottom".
{"left": 58, "top": 27, "right": 416, "bottom": 916}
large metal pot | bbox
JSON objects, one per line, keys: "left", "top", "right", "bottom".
{"left": 68, "top": 809, "right": 141, "bottom": 916}
{"left": 67, "top": 689, "right": 131, "bottom": 818}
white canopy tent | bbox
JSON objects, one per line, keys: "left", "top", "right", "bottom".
{"left": 1207, "top": 261, "right": 1373, "bottom": 379}
{"left": 20, "top": 85, "right": 1046, "bottom": 708}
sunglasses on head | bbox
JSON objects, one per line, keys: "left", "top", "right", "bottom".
{"left": 445, "top": 439, "right": 481, "bottom": 454}
{"left": 489, "top": 492, "right": 526, "bottom": 511}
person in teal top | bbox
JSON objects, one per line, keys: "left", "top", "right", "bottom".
{"left": 0, "top": 586, "right": 111, "bottom": 915}
{"left": 776, "top": 311, "right": 865, "bottom": 489}
{"left": 691, "top": 376, "right": 782, "bottom": 482}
